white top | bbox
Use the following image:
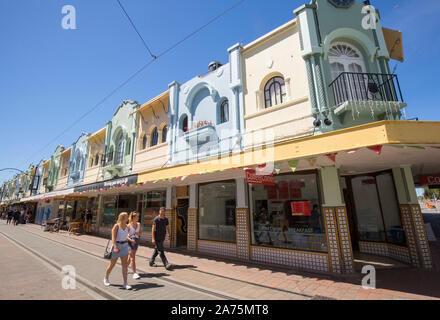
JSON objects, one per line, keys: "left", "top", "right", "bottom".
{"left": 115, "top": 225, "right": 129, "bottom": 242}
{"left": 128, "top": 222, "right": 140, "bottom": 237}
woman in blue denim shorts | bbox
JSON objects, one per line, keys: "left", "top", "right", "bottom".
{"left": 103, "top": 212, "right": 132, "bottom": 290}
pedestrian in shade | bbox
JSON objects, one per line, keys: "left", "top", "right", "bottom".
{"left": 13, "top": 208, "right": 20, "bottom": 226}
{"left": 103, "top": 212, "right": 132, "bottom": 290}
{"left": 127, "top": 211, "right": 142, "bottom": 280}
{"left": 149, "top": 207, "right": 173, "bottom": 270}
{"left": 6, "top": 209, "right": 13, "bottom": 225}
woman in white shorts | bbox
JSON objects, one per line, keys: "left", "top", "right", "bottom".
{"left": 127, "top": 211, "right": 142, "bottom": 280}
{"left": 104, "top": 212, "right": 132, "bottom": 290}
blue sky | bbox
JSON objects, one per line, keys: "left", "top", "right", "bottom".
{"left": 1, "top": 0, "right": 440, "bottom": 183}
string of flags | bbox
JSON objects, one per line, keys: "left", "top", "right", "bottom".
{"left": 72, "top": 144, "right": 439, "bottom": 194}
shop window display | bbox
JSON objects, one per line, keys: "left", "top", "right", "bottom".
{"left": 249, "top": 172, "right": 328, "bottom": 253}
{"left": 198, "top": 181, "right": 236, "bottom": 243}
{"left": 139, "top": 190, "right": 166, "bottom": 232}
{"left": 349, "top": 172, "right": 405, "bottom": 246}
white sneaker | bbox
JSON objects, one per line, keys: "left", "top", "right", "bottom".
{"left": 133, "top": 273, "right": 140, "bottom": 280}
{"left": 103, "top": 278, "right": 110, "bottom": 287}
{"left": 124, "top": 283, "right": 132, "bottom": 290}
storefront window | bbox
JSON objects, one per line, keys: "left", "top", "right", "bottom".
{"left": 117, "top": 195, "right": 137, "bottom": 215}
{"left": 140, "top": 190, "right": 166, "bottom": 232}
{"left": 65, "top": 201, "right": 75, "bottom": 222}
{"left": 87, "top": 197, "right": 99, "bottom": 225}
{"left": 76, "top": 201, "right": 87, "bottom": 222}
{"left": 102, "top": 196, "right": 118, "bottom": 227}
{"left": 350, "top": 172, "right": 405, "bottom": 245}
{"left": 250, "top": 172, "right": 328, "bottom": 253}
{"left": 198, "top": 181, "right": 236, "bottom": 243}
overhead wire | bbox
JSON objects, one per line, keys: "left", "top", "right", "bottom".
{"left": 13, "top": 0, "right": 247, "bottom": 176}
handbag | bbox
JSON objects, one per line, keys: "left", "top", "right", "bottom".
{"left": 103, "top": 224, "right": 119, "bottom": 260}
{"left": 104, "top": 240, "right": 113, "bottom": 260}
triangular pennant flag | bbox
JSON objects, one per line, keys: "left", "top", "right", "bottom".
{"left": 326, "top": 153, "right": 337, "bottom": 162}
{"left": 389, "top": 145, "right": 405, "bottom": 149}
{"left": 274, "top": 163, "right": 281, "bottom": 175}
{"left": 308, "top": 158, "right": 317, "bottom": 167}
{"left": 181, "top": 176, "right": 188, "bottom": 181}
{"left": 288, "top": 160, "right": 299, "bottom": 173}
{"left": 367, "top": 145, "right": 383, "bottom": 155}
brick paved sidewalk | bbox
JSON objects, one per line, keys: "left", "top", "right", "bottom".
{"left": 15, "top": 223, "right": 440, "bottom": 300}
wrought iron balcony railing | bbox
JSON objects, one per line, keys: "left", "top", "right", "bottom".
{"left": 329, "top": 72, "right": 404, "bottom": 106}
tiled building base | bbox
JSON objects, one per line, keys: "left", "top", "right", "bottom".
{"left": 236, "top": 208, "right": 250, "bottom": 260}
{"left": 165, "top": 209, "right": 177, "bottom": 249}
{"left": 187, "top": 208, "right": 198, "bottom": 251}
{"left": 251, "top": 246, "right": 329, "bottom": 272}
{"left": 409, "top": 205, "right": 433, "bottom": 269}
{"left": 197, "top": 240, "right": 237, "bottom": 258}
{"left": 359, "top": 241, "right": 411, "bottom": 264}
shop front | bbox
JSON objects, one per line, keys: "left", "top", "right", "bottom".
{"left": 135, "top": 121, "right": 439, "bottom": 274}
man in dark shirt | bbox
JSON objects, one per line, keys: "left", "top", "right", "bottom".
{"left": 149, "top": 207, "right": 172, "bottom": 270}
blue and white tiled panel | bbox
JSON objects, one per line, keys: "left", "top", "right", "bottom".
{"left": 197, "top": 240, "right": 237, "bottom": 258}
{"left": 251, "top": 247, "right": 329, "bottom": 272}
{"left": 410, "top": 205, "right": 433, "bottom": 269}
{"left": 359, "top": 242, "right": 411, "bottom": 264}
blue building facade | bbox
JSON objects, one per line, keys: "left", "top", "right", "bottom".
{"left": 67, "top": 132, "right": 90, "bottom": 187}
{"left": 168, "top": 43, "right": 244, "bottom": 165}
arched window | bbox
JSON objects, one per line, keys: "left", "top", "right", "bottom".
{"left": 89, "top": 157, "right": 94, "bottom": 168}
{"left": 328, "top": 42, "right": 366, "bottom": 80}
{"left": 181, "top": 115, "right": 188, "bottom": 133}
{"left": 220, "top": 100, "right": 229, "bottom": 123}
{"left": 329, "top": 42, "right": 367, "bottom": 100}
{"left": 151, "top": 127, "right": 158, "bottom": 147}
{"left": 142, "top": 135, "right": 148, "bottom": 150}
{"left": 75, "top": 153, "right": 81, "bottom": 172}
{"left": 95, "top": 154, "right": 100, "bottom": 166}
{"left": 161, "top": 125, "right": 168, "bottom": 143}
{"left": 126, "top": 138, "right": 131, "bottom": 155}
{"left": 115, "top": 133, "right": 125, "bottom": 165}
{"left": 264, "top": 76, "right": 286, "bottom": 108}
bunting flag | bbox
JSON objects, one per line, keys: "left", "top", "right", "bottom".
{"left": 308, "top": 158, "right": 317, "bottom": 167}
{"left": 181, "top": 176, "right": 188, "bottom": 181}
{"left": 346, "top": 149, "right": 358, "bottom": 154}
{"left": 326, "top": 153, "right": 337, "bottom": 163}
{"left": 367, "top": 145, "right": 383, "bottom": 155}
{"left": 408, "top": 145, "right": 426, "bottom": 150}
{"left": 274, "top": 163, "right": 281, "bottom": 175}
{"left": 288, "top": 160, "right": 299, "bottom": 173}
{"left": 389, "top": 145, "right": 405, "bottom": 149}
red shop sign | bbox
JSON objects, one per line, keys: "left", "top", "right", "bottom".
{"left": 246, "top": 170, "right": 275, "bottom": 186}
{"left": 290, "top": 201, "right": 311, "bottom": 216}
{"left": 419, "top": 175, "right": 440, "bottom": 186}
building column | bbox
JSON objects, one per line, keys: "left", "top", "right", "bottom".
{"left": 320, "top": 166, "right": 354, "bottom": 273}
{"left": 187, "top": 184, "right": 198, "bottom": 251}
{"left": 96, "top": 195, "right": 103, "bottom": 235}
{"left": 236, "top": 178, "right": 250, "bottom": 260}
{"left": 165, "top": 186, "right": 177, "bottom": 249}
{"left": 393, "top": 167, "right": 433, "bottom": 269}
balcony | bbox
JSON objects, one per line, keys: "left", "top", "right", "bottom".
{"left": 184, "top": 125, "right": 217, "bottom": 148}
{"left": 329, "top": 72, "right": 406, "bottom": 120}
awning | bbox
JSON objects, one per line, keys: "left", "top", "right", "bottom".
{"left": 20, "top": 188, "right": 75, "bottom": 203}
{"left": 137, "top": 120, "right": 440, "bottom": 184}
{"left": 383, "top": 27, "right": 404, "bottom": 62}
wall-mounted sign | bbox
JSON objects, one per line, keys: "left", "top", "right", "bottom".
{"left": 245, "top": 170, "right": 275, "bottom": 186}
{"left": 290, "top": 201, "right": 311, "bottom": 217}
{"left": 74, "top": 174, "right": 138, "bottom": 193}
{"left": 419, "top": 175, "right": 440, "bottom": 186}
